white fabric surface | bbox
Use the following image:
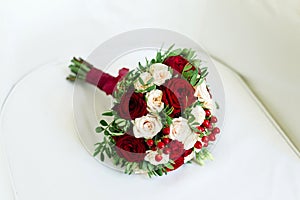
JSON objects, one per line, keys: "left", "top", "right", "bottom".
{"left": 0, "top": 60, "right": 299, "bottom": 200}
{"left": 1, "top": 0, "right": 299, "bottom": 199}
{"left": 1, "top": 1, "right": 299, "bottom": 149}
{"left": 196, "top": 0, "right": 300, "bottom": 149}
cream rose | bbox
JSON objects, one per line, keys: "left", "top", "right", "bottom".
{"left": 149, "top": 63, "right": 172, "bottom": 86}
{"left": 190, "top": 105, "right": 206, "bottom": 125}
{"left": 169, "top": 117, "right": 199, "bottom": 150}
{"left": 144, "top": 150, "right": 169, "bottom": 165}
{"left": 134, "top": 72, "right": 153, "bottom": 91}
{"left": 146, "top": 89, "right": 164, "bottom": 113}
{"left": 194, "top": 80, "right": 211, "bottom": 102}
{"left": 133, "top": 114, "right": 163, "bottom": 139}
{"left": 203, "top": 99, "right": 216, "bottom": 115}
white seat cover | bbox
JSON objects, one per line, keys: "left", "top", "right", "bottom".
{"left": 0, "top": 60, "right": 299, "bottom": 200}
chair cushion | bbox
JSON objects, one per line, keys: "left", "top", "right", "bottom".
{"left": 0, "top": 59, "right": 299, "bottom": 199}
{"left": 196, "top": 0, "right": 300, "bottom": 150}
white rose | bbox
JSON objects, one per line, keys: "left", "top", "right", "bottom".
{"left": 144, "top": 150, "right": 169, "bottom": 165}
{"left": 149, "top": 63, "right": 172, "bottom": 86}
{"left": 184, "top": 151, "right": 195, "bottom": 163}
{"left": 133, "top": 114, "right": 163, "bottom": 139}
{"left": 146, "top": 89, "right": 164, "bottom": 113}
{"left": 134, "top": 72, "right": 153, "bottom": 91}
{"left": 169, "top": 117, "right": 199, "bottom": 149}
{"left": 190, "top": 105, "right": 206, "bottom": 125}
{"left": 194, "top": 80, "right": 211, "bottom": 102}
{"left": 203, "top": 99, "right": 216, "bottom": 115}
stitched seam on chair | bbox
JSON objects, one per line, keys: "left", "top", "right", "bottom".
{"left": 211, "top": 56, "right": 300, "bottom": 158}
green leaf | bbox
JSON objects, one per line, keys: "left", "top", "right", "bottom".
{"left": 104, "top": 130, "right": 110, "bottom": 136}
{"left": 164, "top": 163, "right": 174, "bottom": 170}
{"left": 102, "top": 111, "right": 113, "bottom": 116}
{"left": 183, "top": 64, "right": 193, "bottom": 72}
{"left": 105, "top": 148, "right": 112, "bottom": 158}
{"left": 93, "top": 149, "right": 100, "bottom": 157}
{"left": 142, "top": 161, "right": 148, "bottom": 171}
{"left": 215, "top": 102, "right": 220, "bottom": 109}
{"left": 109, "top": 126, "right": 117, "bottom": 133}
{"left": 138, "top": 62, "right": 145, "bottom": 71}
{"left": 110, "top": 132, "right": 125, "bottom": 136}
{"left": 100, "top": 152, "right": 105, "bottom": 161}
{"left": 188, "top": 115, "right": 195, "bottom": 123}
{"left": 138, "top": 77, "right": 145, "bottom": 85}
{"left": 147, "top": 77, "right": 154, "bottom": 85}
{"left": 155, "top": 168, "right": 163, "bottom": 176}
{"left": 148, "top": 171, "right": 153, "bottom": 178}
{"left": 156, "top": 52, "right": 162, "bottom": 62}
{"left": 163, "top": 44, "right": 175, "bottom": 56}
{"left": 166, "top": 116, "right": 173, "bottom": 125}
{"left": 196, "top": 78, "right": 204, "bottom": 86}
{"left": 191, "top": 59, "right": 201, "bottom": 67}
{"left": 118, "top": 121, "right": 127, "bottom": 127}
{"left": 147, "top": 163, "right": 155, "bottom": 172}
{"left": 190, "top": 73, "right": 198, "bottom": 86}
{"left": 169, "top": 48, "right": 181, "bottom": 56}
{"left": 181, "top": 48, "right": 189, "bottom": 56}
{"left": 95, "top": 126, "right": 104, "bottom": 133}
{"left": 169, "top": 159, "right": 175, "bottom": 164}
{"left": 100, "top": 120, "right": 108, "bottom": 126}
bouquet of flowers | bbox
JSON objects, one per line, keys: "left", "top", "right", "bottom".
{"left": 67, "top": 45, "right": 221, "bottom": 177}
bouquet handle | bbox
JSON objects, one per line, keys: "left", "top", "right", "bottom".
{"left": 67, "top": 58, "right": 129, "bottom": 95}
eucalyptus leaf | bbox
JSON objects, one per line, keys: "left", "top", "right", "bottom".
{"left": 138, "top": 77, "right": 145, "bottom": 85}
{"left": 95, "top": 126, "right": 104, "bottom": 133}
{"left": 102, "top": 111, "right": 113, "bottom": 116}
{"left": 190, "top": 73, "right": 198, "bottom": 86}
{"left": 100, "top": 152, "right": 105, "bottom": 161}
{"left": 100, "top": 120, "right": 108, "bottom": 126}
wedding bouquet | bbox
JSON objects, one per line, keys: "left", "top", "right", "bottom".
{"left": 67, "top": 45, "right": 221, "bottom": 177}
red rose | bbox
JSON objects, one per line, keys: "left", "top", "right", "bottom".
{"left": 113, "top": 88, "right": 148, "bottom": 120}
{"left": 159, "top": 85, "right": 181, "bottom": 118}
{"left": 170, "top": 156, "right": 184, "bottom": 171}
{"left": 163, "top": 55, "right": 189, "bottom": 74}
{"left": 166, "top": 143, "right": 193, "bottom": 172}
{"left": 168, "top": 140, "right": 185, "bottom": 160}
{"left": 114, "top": 134, "right": 147, "bottom": 162}
{"left": 160, "top": 78, "right": 196, "bottom": 117}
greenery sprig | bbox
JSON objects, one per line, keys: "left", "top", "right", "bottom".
{"left": 194, "top": 149, "right": 214, "bottom": 166}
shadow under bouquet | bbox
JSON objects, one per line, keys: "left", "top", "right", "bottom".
{"left": 67, "top": 45, "right": 221, "bottom": 177}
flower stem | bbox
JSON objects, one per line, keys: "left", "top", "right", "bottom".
{"left": 66, "top": 57, "right": 93, "bottom": 82}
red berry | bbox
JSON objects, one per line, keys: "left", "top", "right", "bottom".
{"left": 197, "top": 126, "right": 205, "bottom": 133}
{"left": 210, "top": 116, "right": 218, "bottom": 123}
{"left": 202, "top": 120, "right": 211, "bottom": 128}
{"left": 157, "top": 142, "right": 165, "bottom": 149}
{"left": 155, "top": 154, "right": 163, "bottom": 162}
{"left": 151, "top": 146, "right": 157, "bottom": 151}
{"left": 146, "top": 139, "right": 154, "bottom": 147}
{"left": 208, "top": 134, "right": 216, "bottom": 141}
{"left": 205, "top": 109, "right": 211, "bottom": 117}
{"left": 212, "top": 127, "right": 220, "bottom": 134}
{"left": 203, "top": 142, "right": 208, "bottom": 147}
{"left": 201, "top": 136, "right": 209, "bottom": 143}
{"left": 163, "top": 147, "right": 171, "bottom": 154}
{"left": 208, "top": 124, "right": 213, "bottom": 131}
{"left": 162, "top": 138, "right": 170, "bottom": 145}
{"left": 162, "top": 127, "right": 170, "bottom": 135}
{"left": 194, "top": 141, "right": 202, "bottom": 149}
